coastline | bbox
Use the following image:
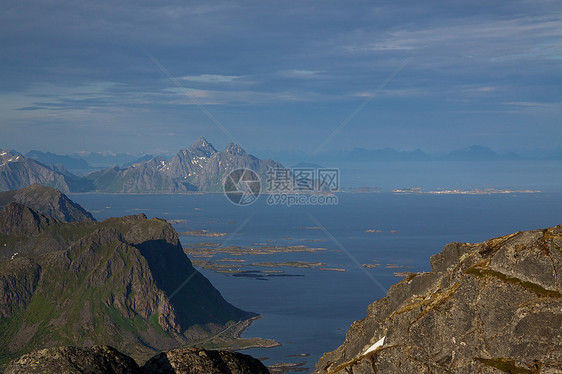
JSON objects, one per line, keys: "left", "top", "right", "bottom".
{"left": 186, "top": 315, "right": 280, "bottom": 352}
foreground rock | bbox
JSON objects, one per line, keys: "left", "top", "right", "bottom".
{"left": 142, "top": 347, "right": 270, "bottom": 374}
{"left": 4, "top": 345, "right": 270, "bottom": 374}
{"left": 4, "top": 346, "right": 140, "bottom": 373}
{"left": 315, "top": 225, "right": 562, "bottom": 373}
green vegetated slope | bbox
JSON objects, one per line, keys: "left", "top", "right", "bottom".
{"left": 0, "top": 202, "right": 253, "bottom": 368}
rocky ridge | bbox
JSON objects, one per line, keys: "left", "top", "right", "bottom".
{"left": 4, "top": 345, "right": 270, "bottom": 374}
{"left": 315, "top": 226, "right": 562, "bottom": 373}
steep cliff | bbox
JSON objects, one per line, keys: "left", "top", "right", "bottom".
{"left": 315, "top": 226, "right": 562, "bottom": 373}
{"left": 0, "top": 205, "right": 254, "bottom": 368}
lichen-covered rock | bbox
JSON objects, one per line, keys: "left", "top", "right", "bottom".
{"left": 3, "top": 345, "right": 140, "bottom": 373}
{"left": 4, "top": 345, "right": 270, "bottom": 374}
{"left": 142, "top": 347, "right": 270, "bottom": 373}
{"left": 315, "top": 225, "right": 562, "bottom": 374}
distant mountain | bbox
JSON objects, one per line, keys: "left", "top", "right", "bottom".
{"left": 262, "top": 145, "right": 550, "bottom": 164}
{"left": 122, "top": 154, "right": 154, "bottom": 167}
{"left": 24, "top": 151, "right": 90, "bottom": 172}
{"left": 342, "top": 147, "right": 431, "bottom": 162}
{"left": 443, "top": 145, "right": 503, "bottom": 161}
{"left": 72, "top": 152, "right": 147, "bottom": 168}
{"left": 86, "top": 137, "right": 283, "bottom": 193}
{"left": 0, "top": 184, "right": 94, "bottom": 222}
{"left": 290, "top": 161, "right": 325, "bottom": 169}
{"left": 0, "top": 188, "right": 255, "bottom": 366}
{"left": 0, "top": 150, "right": 93, "bottom": 193}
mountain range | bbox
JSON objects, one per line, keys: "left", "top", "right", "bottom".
{"left": 15, "top": 144, "right": 562, "bottom": 176}
{"left": 85, "top": 137, "right": 282, "bottom": 193}
{"left": 259, "top": 144, "right": 562, "bottom": 163}
{"left": 0, "top": 185, "right": 255, "bottom": 368}
{"left": 0, "top": 138, "right": 282, "bottom": 193}
{"left": 3, "top": 141, "right": 561, "bottom": 194}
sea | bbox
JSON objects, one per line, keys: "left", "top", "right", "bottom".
{"left": 69, "top": 189, "right": 562, "bottom": 372}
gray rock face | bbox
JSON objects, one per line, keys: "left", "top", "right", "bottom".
{"left": 4, "top": 345, "right": 140, "bottom": 374}
{"left": 0, "top": 150, "right": 72, "bottom": 193}
{"left": 0, "top": 151, "right": 93, "bottom": 193}
{"left": 86, "top": 137, "right": 283, "bottom": 193}
{"left": 142, "top": 347, "right": 270, "bottom": 374}
{"left": 0, "top": 183, "right": 95, "bottom": 222}
{"left": 315, "top": 226, "right": 562, "bottom": 374}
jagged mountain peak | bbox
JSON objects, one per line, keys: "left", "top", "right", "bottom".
{"left": 224, "top": 142, "right": 246, "bottom": 156}
{"left": 188, "top": 136, "right": 217, "bottom": 157}
{"left": 81, "top": 138, "right": 282, "bottom": 192}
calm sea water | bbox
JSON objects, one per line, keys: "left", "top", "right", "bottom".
{"left": 69, "top": 192, "right": 562, "bottom": 371}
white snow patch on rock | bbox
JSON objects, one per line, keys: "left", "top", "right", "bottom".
{"left": 364, "top": 336, "right": 385, "bottom": 355}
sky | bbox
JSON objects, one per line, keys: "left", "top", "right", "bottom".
{"left": 1, "top": 0, "right": 561, "bottom": 156}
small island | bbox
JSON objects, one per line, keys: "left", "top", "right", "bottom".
{"left": 183, "top": 244, "right": 328, "bottom": 257}
{"left": 179, "top": 229, "right": 227, "bottom": 237}
{"left": 185, "top": 243, "right": 347, "bottom": 278}
{"left": 250, "top": 261, "right": 326, "bottom": 269}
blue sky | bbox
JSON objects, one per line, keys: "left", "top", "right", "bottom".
{"left": 1, "top": 0, "right": 561, "bottom": 155}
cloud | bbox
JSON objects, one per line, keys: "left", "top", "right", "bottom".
{"left": 277, "top": 70, "right": 324, "bottom": 78}
{"left": 1, "top": 1, "right": 562, "bottom": 153}
{"left": 180, "top": 74, "right": 241, "bottom": 83}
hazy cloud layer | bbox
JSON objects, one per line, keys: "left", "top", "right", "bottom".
{"left": 1, "top": 0, "right": 561, "bottom": 153}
